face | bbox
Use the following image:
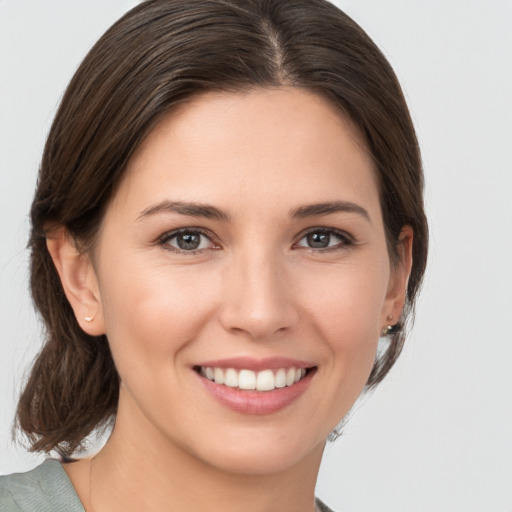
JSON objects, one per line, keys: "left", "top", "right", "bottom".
{"left": 77, "top": 88, "right": 409, "bottom": 475}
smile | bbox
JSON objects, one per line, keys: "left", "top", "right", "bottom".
{"left": 194, "top": 357, "right": 316, "bottom": 414}
{"left": 198, "top": 366, "right": 308, "bottom": 392}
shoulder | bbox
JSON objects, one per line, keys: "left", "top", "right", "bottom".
{"left": 1, "top": 463, "right": 335, "bottom": 512}
{"left": 0, "top": 460, "right": 84, "bottom": 512}
{"left": 315, "top": 497, "right": 337, "bottom": 512}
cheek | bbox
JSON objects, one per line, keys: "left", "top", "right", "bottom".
{"left": 301, "top": 259, "right": 389, "bottom": 363}
{"left": 97, "top": 258, "right": 220, "bottom": 366}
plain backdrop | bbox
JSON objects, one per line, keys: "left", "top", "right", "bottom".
{"left": 1, "top": 1, "right": 511, "bottom": 511}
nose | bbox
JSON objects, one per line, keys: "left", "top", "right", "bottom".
{"left": 219, "top": 250, "right": 300, "bottom": 340}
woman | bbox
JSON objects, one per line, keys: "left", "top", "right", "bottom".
{"left": 0, "top": 0, "right": 427, "bottom": 510}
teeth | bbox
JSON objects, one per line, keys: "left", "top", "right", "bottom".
{"left": 256, "top": 369, "right": 275, "bottom": 391}
{"left": 238, "top": 369, "right": 256, "bottom": 390}
{"left": 224, "top": 368, "right": 238, "bottom": 387}
{"left": 200, "top": 366, "right": 308, "bottom": 391}
{"left": 275, "top": 368, "right": 286, "bottom": 388}
{"left": 213, "top": 367, "right": 224, "bottom": 385}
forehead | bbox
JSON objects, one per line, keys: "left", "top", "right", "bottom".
{"left": 111, "top": 87, "right": 381, "bottom": 220}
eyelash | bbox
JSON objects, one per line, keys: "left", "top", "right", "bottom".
{"left": 157, "top": 228, "right": 219, "bottom": 254}
{"left": 294, "top": 227, "right": 354, "bottom": 252}
{"left": 156, "top": 227, "right": 355, "bottom": 254}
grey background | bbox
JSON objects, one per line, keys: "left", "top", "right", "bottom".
{"left": 1, "top": 1, "right": 511, "bottom": 511}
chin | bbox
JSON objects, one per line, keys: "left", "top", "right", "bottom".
{"left": 179, "top": 421, "right": 329, "bottom": 476}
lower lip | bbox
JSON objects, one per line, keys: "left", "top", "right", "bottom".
{"left": 197, "top": 369, "right": 315, "bottom": 415}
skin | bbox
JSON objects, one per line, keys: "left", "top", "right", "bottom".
{"left": 48, "top": 88, "right": 412, "bottom": 512}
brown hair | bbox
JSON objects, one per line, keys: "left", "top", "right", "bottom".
{"left": 17, "top": 0, "right": 428, "bottom": 456}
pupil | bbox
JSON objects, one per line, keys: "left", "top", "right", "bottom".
{"left": 177, "top": 233, "right": 200, "bottom": 250}
{"left": 307, "top": 232, "right": 329, "bottom": 248}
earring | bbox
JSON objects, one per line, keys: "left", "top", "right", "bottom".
{"left": 381, "top": 315, "right": 394, "bottom": 336}
{"left": 84, "top": 316, "right": 94, "bottom": 322}
{"left": 381, "top": 325, "right": 393, "bottom": 336}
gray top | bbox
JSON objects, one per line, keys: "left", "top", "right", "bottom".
{"left": 0, "top": 460, "right": 334, "bottom": 511}
{"left": 0, "top": 460, "right": 84, "bottom": 512}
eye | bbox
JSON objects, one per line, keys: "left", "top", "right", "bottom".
{"left": 159, "top": 229, "right": 217, "bottom": 253}
{"left": 295, "top": 229, "right": 352, "bottom": 250}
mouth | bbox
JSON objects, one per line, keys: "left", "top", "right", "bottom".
{"left": 193, "top": 359, "right": 317, "bottom": 415}
{"left": 194, "top": 366, "right": 311, "bottom": 392}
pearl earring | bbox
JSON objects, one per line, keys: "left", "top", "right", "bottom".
{"left": 84, "top": 316, "right": 94, "bottom": 322}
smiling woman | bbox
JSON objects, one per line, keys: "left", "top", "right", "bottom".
{"left": 0, "top": 1, "right": 427, "bottom": 511}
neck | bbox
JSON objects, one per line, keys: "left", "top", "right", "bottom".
{"left": 85, "top": 396, "right": 324, "bottom": 512}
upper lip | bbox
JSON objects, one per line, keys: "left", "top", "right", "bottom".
{"left": 195, "top": 357, "right": 315, "bottom": 372}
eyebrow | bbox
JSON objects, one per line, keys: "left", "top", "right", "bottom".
{"left": 137, "top": 200, "right": 231, "bottom": 222}
{"left": 137, "top": 199, "right": 370, "bottom": 224}
{"left": 291, "top": 201, "right": 371, "bottom": 223}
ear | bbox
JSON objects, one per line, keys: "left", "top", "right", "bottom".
{"left": 46, "top": 228, "right": 105, "bottom": 336}
{"left": 381, "top": 225, "right": 414, "bottom": 330}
